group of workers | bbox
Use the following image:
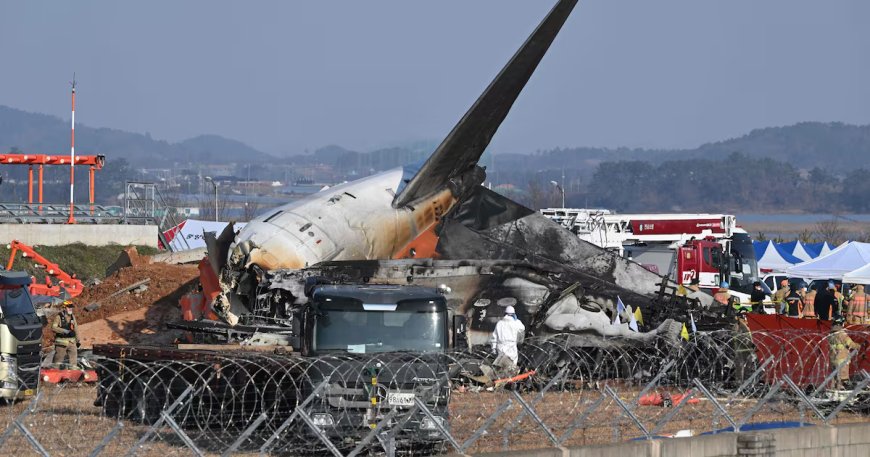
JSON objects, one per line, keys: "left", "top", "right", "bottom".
{"left": 745, "top": 279, "right": 870, "bottom": 323}
{"left": 721, "top": 278, "right": 865, "bottom": 390}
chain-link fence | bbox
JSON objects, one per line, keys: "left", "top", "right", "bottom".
{"left": 2, "top": 329, "right": 870, "bottom": 456}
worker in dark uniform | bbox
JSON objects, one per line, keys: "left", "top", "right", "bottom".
{"left": 51, "top": 301, "right": 80, "bottom": 369}
{"left": 828, "top": 316, "right": 859, "bottom": 390}
{"left": 731, "top": 302, "right": 754, "bottom": 385}
{"left": 815, "top": 281, "right": 838, "bottom": 321}
{"left": 785, "top": 287, "right": 803, "bottom": 317}
{"left": 750, "top": 281, "right": 767, "bottom": 314}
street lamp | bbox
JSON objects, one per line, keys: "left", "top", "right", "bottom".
{"left": 204, "top": 176, "right": 218, "bottom": 222}
{"left": 550, "top": 180, "right": 565, "bottom": 208}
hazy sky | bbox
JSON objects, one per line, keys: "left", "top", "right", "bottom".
{"left": 1, "top": 0, "right": 868, "bottom": 155}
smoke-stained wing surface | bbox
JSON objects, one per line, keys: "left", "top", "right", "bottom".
{"left": 436, "top": 187, "right": 714, "bottom": 306}
{"left": 392, "top": 0, "right": 579, "bottom": 208}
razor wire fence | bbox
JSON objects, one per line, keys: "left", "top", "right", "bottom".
{"left": 2, "top": 329, "right": 870, "bottom": 456}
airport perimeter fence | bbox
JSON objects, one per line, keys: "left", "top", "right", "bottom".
{"left": 2, "top": 329, "right": 870, "bottom": 456}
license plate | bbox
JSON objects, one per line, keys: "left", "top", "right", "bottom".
{"left": 387, "top": 392, "right": 415, "bottom": 407}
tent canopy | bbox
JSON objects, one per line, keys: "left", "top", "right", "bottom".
{"left": 757, "top": 241, "right": 803, "bottom": 272}
{"left": 843, "top": 262, "right": 870, "bottom": 284}
{"left": 753, "top": 240, "right": 768, "bottom": 260}
{"left": 805, "top": 241, "right": 834, "bottom": 258}
{"left": 778, "top": 240, "right": 815, "bottom": 262}
{"left": 786, "top": 242, "right": 870, "bottom": 280}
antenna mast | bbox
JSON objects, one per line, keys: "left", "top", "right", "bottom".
{"left": 67, "top": 74, "right": 76, "bottom": 224}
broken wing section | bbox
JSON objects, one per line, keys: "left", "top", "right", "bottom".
{"left": 392, "top": 0, "right": 578, "bottom": 208}
{"left": 435, "top": 186, "right": 713, "bottom": 305}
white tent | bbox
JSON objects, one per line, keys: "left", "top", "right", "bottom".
{"left": 819, "top": 242, "right": 835, "bottom": 257}
{"left": 791, "top": 242, "right": 815, "bottom": 262}
{"left": 843, "top": 263, "right": 870, "bottom": 284}
{"left": 757, "top": 241, "right": 803, "bottom": 272}
{"left": 785, "top": 242, "right": 870, "bottom": 280}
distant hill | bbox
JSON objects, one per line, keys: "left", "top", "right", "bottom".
{"left": 2, "top": 102, "right": 866, "bottom": 177}
{"left": 492, "top": 122, "right": 870, "bottom": 176}
{"left": 0, "top": 105, "right": 274, "bottom": 167}
{"left": 692, "top": 122, "right": 870, "bottom": 167}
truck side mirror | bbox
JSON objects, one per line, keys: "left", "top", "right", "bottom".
{"left": 452, "top": 315, "right": 467, "bottom": 351}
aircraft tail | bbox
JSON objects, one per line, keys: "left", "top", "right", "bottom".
{"left": 392, "top": 0, "right": 578, "bottom": 208}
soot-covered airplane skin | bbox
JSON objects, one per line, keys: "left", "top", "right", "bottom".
{"left": 205, "top": 0, "right": 709, "bottom": 346}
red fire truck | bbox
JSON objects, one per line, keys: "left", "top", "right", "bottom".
{"left": 539, "top": 209, "right": 759, "bottom": 296}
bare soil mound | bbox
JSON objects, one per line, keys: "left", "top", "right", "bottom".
{"left": 44, "top": 261, "right": 199, "bottom": 347}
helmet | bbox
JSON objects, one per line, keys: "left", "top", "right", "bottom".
{"left": 720, "top": 281, "right": 729, "bottom": 289}
{"left": 62, "top": 300, "right": 74, "bottom": 308}
{"left": 504, "top": 305, "right": 516, "bottom": 315}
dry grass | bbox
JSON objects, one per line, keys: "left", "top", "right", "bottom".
{"left": 1, "top": 383, "right": 867, "bottom": 456}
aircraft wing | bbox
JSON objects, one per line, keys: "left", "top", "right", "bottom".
{"left": 392, "top": 0, "right": 578, "bottom": 208}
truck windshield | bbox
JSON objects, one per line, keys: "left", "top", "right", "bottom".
{"left": 313, "top": 309, "right": 446, "bottom": 354}
{"left": 0, "top": 286, "right": 36, "bottom": 317}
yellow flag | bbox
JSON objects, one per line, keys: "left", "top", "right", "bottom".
{"left": 634, "top": 307, "right": 644, "bottom": 326}
{"left": 677, "top": 285, "right": 687, "bottom": 296}
{"left": 680, "top": 323, "right": 689, "bottom": 341}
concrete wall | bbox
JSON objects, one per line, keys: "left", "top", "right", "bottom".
{"left": 458, "top": 422, "right": 870, "bottom": 457}
{"left": 0, "top": 224, "right": 157, "bottom": 247}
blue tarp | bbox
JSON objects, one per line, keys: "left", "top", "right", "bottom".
{"left": 753, "top": 240, "right": 768, "bottom": 260}
{"left": 702, "top": 421, "right": 809, "bottom": 435}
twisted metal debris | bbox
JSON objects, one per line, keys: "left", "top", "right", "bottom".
{"left": 2, "top": 330, "right": 870, "bottom": 456}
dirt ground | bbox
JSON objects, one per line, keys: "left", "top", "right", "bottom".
{"left": 2, "top": 384, "right": 868, "bottom": 456}
{"left": 42, "top": 256, "right": 200, "bottom": 348}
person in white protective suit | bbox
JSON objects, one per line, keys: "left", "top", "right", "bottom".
{"left": 490, "top": 305, "right": 526, "bottom": 367}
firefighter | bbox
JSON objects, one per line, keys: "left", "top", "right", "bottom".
{"left": 490, "top": 305, "right": 525, "bottom": 374}
{"left": 687, "top": 278, "right": 701, "bottom": 293}
{"left": 773, "top": 279, "right": 790, "bottom": 314}
{"left": 834, "top": 283, "right": 846, "bottom": 318}
{"left": 731, "top": 303, "right": 754, "bottom": 384}
{"left": 713, "top": 281, "right": 731, "bottom": 306}
{"left": 828, "top": 316, "right": 859, "bottom": 390}
{"left": 750, "top": 281, "right": 767, "bottom": 314}
{"left": 803, "top": 287, "right": 817, "bottom": 319}
{"left": 51, "top": 301, "right": 80, "bottom": 369}
{"left": 846, "top": 284, "right": 866, "bottom": 325}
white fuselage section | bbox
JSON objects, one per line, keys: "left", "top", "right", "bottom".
{"left": 232, "top": 168, "right": 454, "bottom": 271}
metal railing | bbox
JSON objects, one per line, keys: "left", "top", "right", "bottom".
{"left": 0, "top": 202, "right": 123, "bottom": 224}
{"left": 2, "top": 329, "right": 870, "bottom": 456}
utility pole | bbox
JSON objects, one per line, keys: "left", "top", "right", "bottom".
{"left": 67, "top": 75, "right": 77, "bottom": 224}
{"left": 205, "top": 176, "right": 218, "bottom": 222}
{"left": 550, "top": 180, "right": 565, "bottom": 208}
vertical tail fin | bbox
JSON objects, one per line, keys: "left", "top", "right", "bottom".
{"left": 392, "top": 0, "right": 578, "bottom": 208}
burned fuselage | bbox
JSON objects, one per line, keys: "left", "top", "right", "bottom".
{"left": 208, "top": 0, "right": 717, "bottom": 347}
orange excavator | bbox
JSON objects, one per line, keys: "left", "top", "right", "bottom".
{"left": 5, "top": 240, "right": 84, "bottom": 298}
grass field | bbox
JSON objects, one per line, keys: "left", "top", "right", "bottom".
{"left": 0, "top": 243, "right": 160, "bottom": 282}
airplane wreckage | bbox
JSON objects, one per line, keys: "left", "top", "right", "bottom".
{"left": 186, "top": 0, "right": 726, "bottom": 351}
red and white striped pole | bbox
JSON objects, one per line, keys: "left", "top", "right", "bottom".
{"left": 67, "top": 76, "right": 76, "bottom": 224}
